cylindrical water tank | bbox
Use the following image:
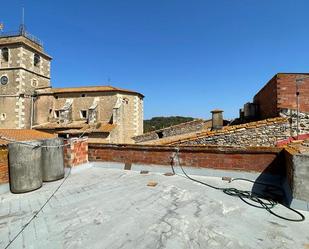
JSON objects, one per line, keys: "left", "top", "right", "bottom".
{"left": 9, "top": 141, "right": 42, "bottom": 193}
{"left": 41, "top": 138, "right": 65, "bottom": 182}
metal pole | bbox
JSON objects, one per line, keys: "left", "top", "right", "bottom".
{"left": 30, "top": 96, "right": 34, "bottom": 129}
{"left": 296, "top": 83, "right": 299, "bottom": 138}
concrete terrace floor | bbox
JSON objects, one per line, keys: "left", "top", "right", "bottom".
{"left": 0, "top": 165, "right": 309, "bottom": 249}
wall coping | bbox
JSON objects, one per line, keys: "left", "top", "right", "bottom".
{"left": 88, "top": 143, "right": 282, "bottom": 155}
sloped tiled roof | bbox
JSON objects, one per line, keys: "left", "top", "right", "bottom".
{"left": 57, "top": 123, "right": 116, "bottom": 135}
{"left": 143, "top": 117, "right": 289, "bottom": 146}
{"left": 133, "top": 119, "right": 210, "bottom": 139}
{"left": 37, "top": 85, "right": 144, "bottom": 97}
{"left": 33, "top": 121, "right": 87, "bottom": 130}
{"left": 0, "top": 129, "right": 56, "bottom": 145}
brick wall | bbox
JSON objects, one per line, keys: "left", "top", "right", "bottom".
{"left": 253, "top": 74, "right": 309, "bottom": 120}
{"left": 253, "top": 75, "right": 278, "bottom": 119}
{"left": 89, "top": 144, "right": 284, "bottom": 175}
{"left": 277, "top": 74, "right": 309, "bottom": 113}
{"left": 64, "top": 137, "right": 88, "bottom": 167}
{"left": 0, "top": 146, "right": 8, "bottom": 184}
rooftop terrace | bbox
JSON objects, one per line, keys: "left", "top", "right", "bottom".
{"left": 0, "top": 165, "right": 308, "bottom": 249}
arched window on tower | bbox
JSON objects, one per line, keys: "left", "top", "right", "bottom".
{"left": 34, "top": 53, "right": 40, "bottom": 66}
{"left": 1, "top": 47, "right": 9, "bottom": 62}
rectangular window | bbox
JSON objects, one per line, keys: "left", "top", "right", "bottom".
{"left": 80, "top": 110, "right": 88, "bottom": 119}
{"left": 54, "top": 110, "right": 60, "bottom": 118}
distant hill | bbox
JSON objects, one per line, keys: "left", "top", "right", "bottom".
{"left": 144, "top": 116, "right": 195, "bottom": 133}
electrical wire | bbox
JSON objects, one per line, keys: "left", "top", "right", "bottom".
{"left": 4, "top": 167, "right": 72, "bottom": 249}
{"left": 171, "top": 148, "right": 305, "bottom": 222}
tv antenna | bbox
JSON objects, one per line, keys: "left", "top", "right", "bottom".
{"left": 20, "top": 7, "right": 26, "bottom": 34}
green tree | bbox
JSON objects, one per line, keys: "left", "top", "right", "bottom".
{"left": 144, "top": 116, "right": 194, "bottom": 133}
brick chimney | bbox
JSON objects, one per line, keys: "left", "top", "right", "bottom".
{"left": 211, "top": 109, "right": 223, "bottom": 130}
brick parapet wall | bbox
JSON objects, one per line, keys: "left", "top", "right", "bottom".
{"left": 88, "top": 143, "right": 284, "bottom": 175}
{"left": 64, "top": 137, "right": 88, "bottom": 167}
{"left": 0, "top": 146, "right": 8, "bottom": 184}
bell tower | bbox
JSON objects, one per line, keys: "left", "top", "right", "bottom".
{"left": 0, "top": 26, "right": 52, "bottom": 128}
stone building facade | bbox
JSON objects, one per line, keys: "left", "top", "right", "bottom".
{"left": 0, "top": 30, "right": 143, "bottom": 143}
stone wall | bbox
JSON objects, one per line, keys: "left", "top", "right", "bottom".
{"left": 0, "top": 35, "right": 51, "bottom": 129}
{"left": 0, "top": 146, "right": 8, "bottom": 184}
{"left": 279, "top": 109, "right": 309, "bottom": 136}
{"left": 88, "top": 143, "right": 284, "bottom": 174}
{"left": 133, "top": 119, "right": 211, "bottom": 143}
{"left": 171, "top": 118, "right": 290, "bottom": 147}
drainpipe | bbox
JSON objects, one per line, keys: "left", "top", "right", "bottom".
{"left": 30, "top": 95, "right": 34, "bottom": 129}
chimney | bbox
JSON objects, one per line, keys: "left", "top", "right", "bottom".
{"left": 211, "top": 109, "right": 223, "bottom": 130}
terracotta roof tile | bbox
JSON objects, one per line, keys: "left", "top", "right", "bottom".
{"left": 57, "top": 123, "right": 116, "bottom": 135}
{"left": 0, "top": 129, "right": 56, "bottom": 145}
{"left": 140, "top": 117, "right": 288, "bottom": 146}
{"left": 37, "top": 85, "right": 144, "bottom": 97}
{"left": 133, "top": 119, "right": 211, "bottom": 139}
{"left": 166, "top": 117, "right": 288, "bottom": 145}
{"left": 33, "top": 121, "right": 87, "bottom": 130}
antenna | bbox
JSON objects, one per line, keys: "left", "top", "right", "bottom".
{"left": 20, "top": 7, "right": 25, "bottom": 35}
{"left": 22, "top": 7, "right": 25, "bottom": 26}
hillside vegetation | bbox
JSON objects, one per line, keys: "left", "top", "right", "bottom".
{"left": 144, "top": 116, "right": 194, "bottom": 133}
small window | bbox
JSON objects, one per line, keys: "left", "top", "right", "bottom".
{"left": 81, "top": 94, "right": 86, "bottom": 97}
{"left": 0, "top": 113, "right": 6, "bottom": 120}
{"left": 55, "top": 96, "right": 59, "bottom": 99}
{"left": 34, "top": 53, "right": 40, "bottom": 66}
{"left": 1, "top": 47, "right": 9, "bottom": 62}
{"left": 49, "top": 109, "right": 52, "bottom": 114}
{"left": 0, "top": 75, "right": 8, "bottom": 85}
{"left": 80, "top": 110, "right": 88, "bottom": 119}
{"left": 31, "top": 79, "right": 38, "bottom": 87}
{"left": 156, "top": 131, "right": 164, "bottom": 138}
{"left": 54, "top": 110, "right": 60, "bottom": 118}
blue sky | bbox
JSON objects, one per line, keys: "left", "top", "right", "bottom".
{"left": 2, "top": 0, "right": 309, "bottom": 119}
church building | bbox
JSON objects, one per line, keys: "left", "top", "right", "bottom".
{"left": 0, "top": 27, "right": 144, "bottom": 143}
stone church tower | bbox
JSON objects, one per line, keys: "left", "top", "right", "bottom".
{"left": 0, "top": 27, "right": 52, "bottom": 128}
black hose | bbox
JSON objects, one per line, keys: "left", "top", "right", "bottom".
{"left": 171, "top": 151, "right": 305, "bottom": 222}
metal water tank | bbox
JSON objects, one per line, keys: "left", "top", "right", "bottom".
{"left": 41, "top": 138, "right": 65, "bottom": 182}
{"left": 9, "top": 141, "right": 42, "bottom": 193}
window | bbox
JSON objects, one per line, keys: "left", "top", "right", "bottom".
{"left": 0, "top": 113, "right": 6, "bottom": 120}
{"left": 49, "top": 109, "right": 52, "bottom": 114}
{"left": 1, "top": 47, "right": 9, "bottom": 62}
{"left": 156, "top": 131, "right": 164, "bottom": 138}
{"left": 81, "top": 94, "right": 86, "bottom": 97}
{"left": 34, "top": 53, "right": 40, "bottom": 66}
{"left": 54, "top": 110, "right": 60, "bottom": 118}
{"left": 80, "top": 110, "right": 88, "bottom": 119}
{"left": 0, "top": 75, "right": 8, "bottom": 85}
{"left": 31, "top": 79, "right": 38, "bottom": 87}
